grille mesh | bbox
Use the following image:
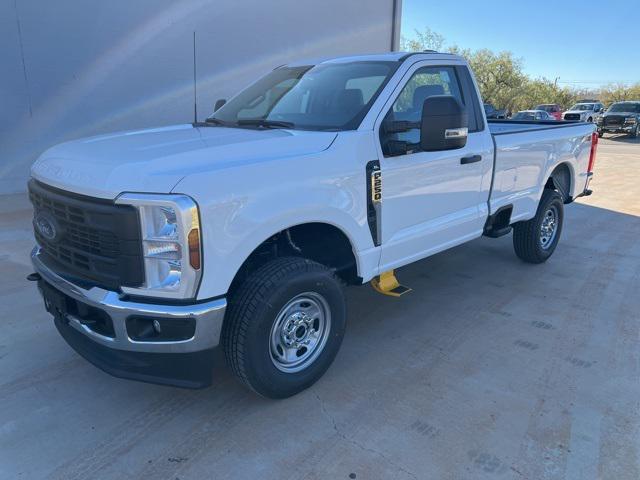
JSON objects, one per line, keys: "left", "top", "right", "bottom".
{"left": 29, "top": 180, "right": 144, "bottom": 290}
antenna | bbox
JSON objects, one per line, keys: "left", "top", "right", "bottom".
{"left": 192, "top": 31, "right": 198, "bottom": 123}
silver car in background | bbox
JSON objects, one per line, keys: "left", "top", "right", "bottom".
{"left": 511, "top": 110, "right": 556, "bottom": 121}
{"left": 563, "top": 102, "right": 605, "bottom": 122}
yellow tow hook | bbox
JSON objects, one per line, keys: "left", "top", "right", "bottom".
{"left": 370, "top": 270, "right": 412, "bottom": 297}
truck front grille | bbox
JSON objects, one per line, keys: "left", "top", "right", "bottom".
{"left": 29, "top": 179, "right": 144, "bottom": 290}
{"left": 564, "top": 113, "right": 581, "bottom": 121}
{"left": 604, "top": 116, "right": 624, "bottom": 126}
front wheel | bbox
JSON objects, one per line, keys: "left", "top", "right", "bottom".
{"left": 222, "top": 257, "right": 346, "bottom": 398}
{"left": 512, "top": 189, "right": 564, "bottom": 264}
{"left": 598, "top": 129, "right": 604, "bottom": 138}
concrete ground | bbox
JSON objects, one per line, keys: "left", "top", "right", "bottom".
{"left": 1, "top": 136, "right": 638, "bottom": 480}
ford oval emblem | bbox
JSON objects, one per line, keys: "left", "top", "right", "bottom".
{"left": 35, "top": 212, "right": 59, "bottom": 242}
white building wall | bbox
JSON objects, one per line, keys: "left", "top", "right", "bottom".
{"left": 0, "top": 0, "right": 401, "bottom": 193}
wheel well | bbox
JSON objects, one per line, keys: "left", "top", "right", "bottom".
{"left": 228, "top": 223, "right": 359, "bottom": 294}
{"left": 545, "top": 163, "right": 572, "bottom": 202}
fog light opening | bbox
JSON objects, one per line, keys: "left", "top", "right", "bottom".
{"left": 126, "top": 316, "right": 196, "bottom": 342}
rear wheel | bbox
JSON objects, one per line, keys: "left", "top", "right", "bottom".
{"left": 222, "top": 257, "right": 346, "bottom": 398}
{"left": 513, "top": 189, "right": 564, "bottom": 264}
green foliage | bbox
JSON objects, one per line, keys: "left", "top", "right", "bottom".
{"left": 400, "top": 27, "right": 445, "bottom": 52}
{"left": 600, "top": 83, "right": 640, "bottom": 104}
{"left": 402, "top": 28, "right": 640, "bottom": 110}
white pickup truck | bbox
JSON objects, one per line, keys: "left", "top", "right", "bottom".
{"left": 28, "top": 52, "right": 597, "bottom": 398}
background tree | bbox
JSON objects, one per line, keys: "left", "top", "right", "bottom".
{"left": 400, "top": 27, "right": 445, "bottom": 52}
{"left": 600, "top": 83, "right": 640, "bottom": 104}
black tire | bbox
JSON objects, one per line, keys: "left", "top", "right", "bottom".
{"left": 222, "top": 257, "right": 346, "bottom": 398}
{"left": 631, "top": 124, "right": 639, "bottom": 138}
{"left": 513, "top": 189, "right": 564, "bottom": 264}
{"left": 598, "top": 130, "right": 604, "bottom": 138}
{"left": 587, "top": 117, "right": 593, "bottom": 123}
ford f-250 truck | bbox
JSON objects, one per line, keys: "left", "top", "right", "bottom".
{"left": 28, "top": 52, "right": 597, "bottom": 398}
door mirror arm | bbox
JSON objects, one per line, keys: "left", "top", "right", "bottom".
{"left": 382, "top": 120, "right": 420, "bottom": 134}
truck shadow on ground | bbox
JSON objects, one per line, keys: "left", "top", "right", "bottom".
{"left": 601, "top": 133, "right": 640, "bottom": 144}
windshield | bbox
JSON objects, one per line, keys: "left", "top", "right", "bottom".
{"left": 569, "top": 104, "right": 595, "bottom": 111}
{"left": 512, "top": 112, "right": 536, "bottom": 120}
{"left": 208, "top": 61, "right": 397, "bottom": 131}
{"left": 608, "top": 103, "right": 640, "bottom": 113}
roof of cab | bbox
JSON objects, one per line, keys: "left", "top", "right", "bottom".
{"left": 286, "top": 51, "right": 464, "bottom": 67}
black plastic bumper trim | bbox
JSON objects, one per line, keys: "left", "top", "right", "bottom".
{"left": 53, "top": 315, "right": 215, "bottom": 389}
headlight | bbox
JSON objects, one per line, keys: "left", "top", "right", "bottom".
{"left": 625, "top": 117, "right": 637, "bottom": 124}
{"left": 115, "top": 193, "right": 202, "bottom": 299}
{"left": 596, "top": 117, "right": 604, "bottom": 124}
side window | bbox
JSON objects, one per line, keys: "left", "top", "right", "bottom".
{"left": 380, "top": 66, "right": 464, "bottom": 154}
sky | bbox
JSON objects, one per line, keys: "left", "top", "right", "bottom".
{"left": 401, "top": 0, "right": 640, "bottom": 89}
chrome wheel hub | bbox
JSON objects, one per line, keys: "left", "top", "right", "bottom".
{"left": 269, "top": 293, "right": 331, "bottom": 373}
{"left": 540, "top": 205, "right": 558, "bottom": 249}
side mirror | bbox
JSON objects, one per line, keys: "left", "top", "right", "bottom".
{"left": 420, "top": 96, "right": 468, "bottom": 151}
{"left": 214, "top": 99, "right": 226, "bottom": 111}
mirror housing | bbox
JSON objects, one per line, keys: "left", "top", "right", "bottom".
{"left": 420, "top": 96, "right": 468, "bottom": 151}
{"left": 214, "top": 99, "right": 226, "bottom": 111}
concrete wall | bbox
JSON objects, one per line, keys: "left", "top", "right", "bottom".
{"left": 0, "top": 0, "right": 401, "bottom": 194}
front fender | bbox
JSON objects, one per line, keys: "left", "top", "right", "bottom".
{"left": 173, "top": 148, "right": 375, "bottom": 299}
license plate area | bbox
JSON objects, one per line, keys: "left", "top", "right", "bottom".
{"left": 40, "top": 281, "right": 68, "bottom": 319}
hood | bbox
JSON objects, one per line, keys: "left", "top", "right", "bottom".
{"left": 31, "top": 124, "right": 337, "bottom": 199}
{"left": 564, "top": 109, "right": 591, "bottom": 115}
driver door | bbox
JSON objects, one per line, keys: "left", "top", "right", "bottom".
{"left": 376, "top": 63, "right": 493, "bottom": 272}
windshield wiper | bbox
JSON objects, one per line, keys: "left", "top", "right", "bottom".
{"left": 236, "top": 119, "right": 295, "bottom": 129}
{"left": 203, "top": 117, "right": 229, "bottom": 126}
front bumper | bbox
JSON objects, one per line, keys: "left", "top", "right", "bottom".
{"left": 598, "top": 123, "right": 636, "bottom": 133}
{"left": 31, "top": 247, "right": 227, "bottom": 388}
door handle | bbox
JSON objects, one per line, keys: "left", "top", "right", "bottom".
{"left": 460, "top": 155, "right": 482, "bottom": 165}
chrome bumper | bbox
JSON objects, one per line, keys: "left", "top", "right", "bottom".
{"left": 31, "top": 247, "right": 226, "bottom": 354}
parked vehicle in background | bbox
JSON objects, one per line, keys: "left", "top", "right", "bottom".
{"left": 597, "top": 101, "right": 640, "bottom": 137}
{"left": 28, "top": 52, "right": 597, "bottom": 398}
{"left": 535, "top": 104, "right": 563, "bottom": 120}
{"left": 563, "top": 102, "right": 605, "bottom": 122}
{"left": 512, "top": 110, "right": 556, "bottom": 121}
{"left": 484, "top": 103, "right": 508, "bottom": 119}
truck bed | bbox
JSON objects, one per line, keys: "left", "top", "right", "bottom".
{"left": 487, "top": 120, "right": 595, "bottom": 223}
